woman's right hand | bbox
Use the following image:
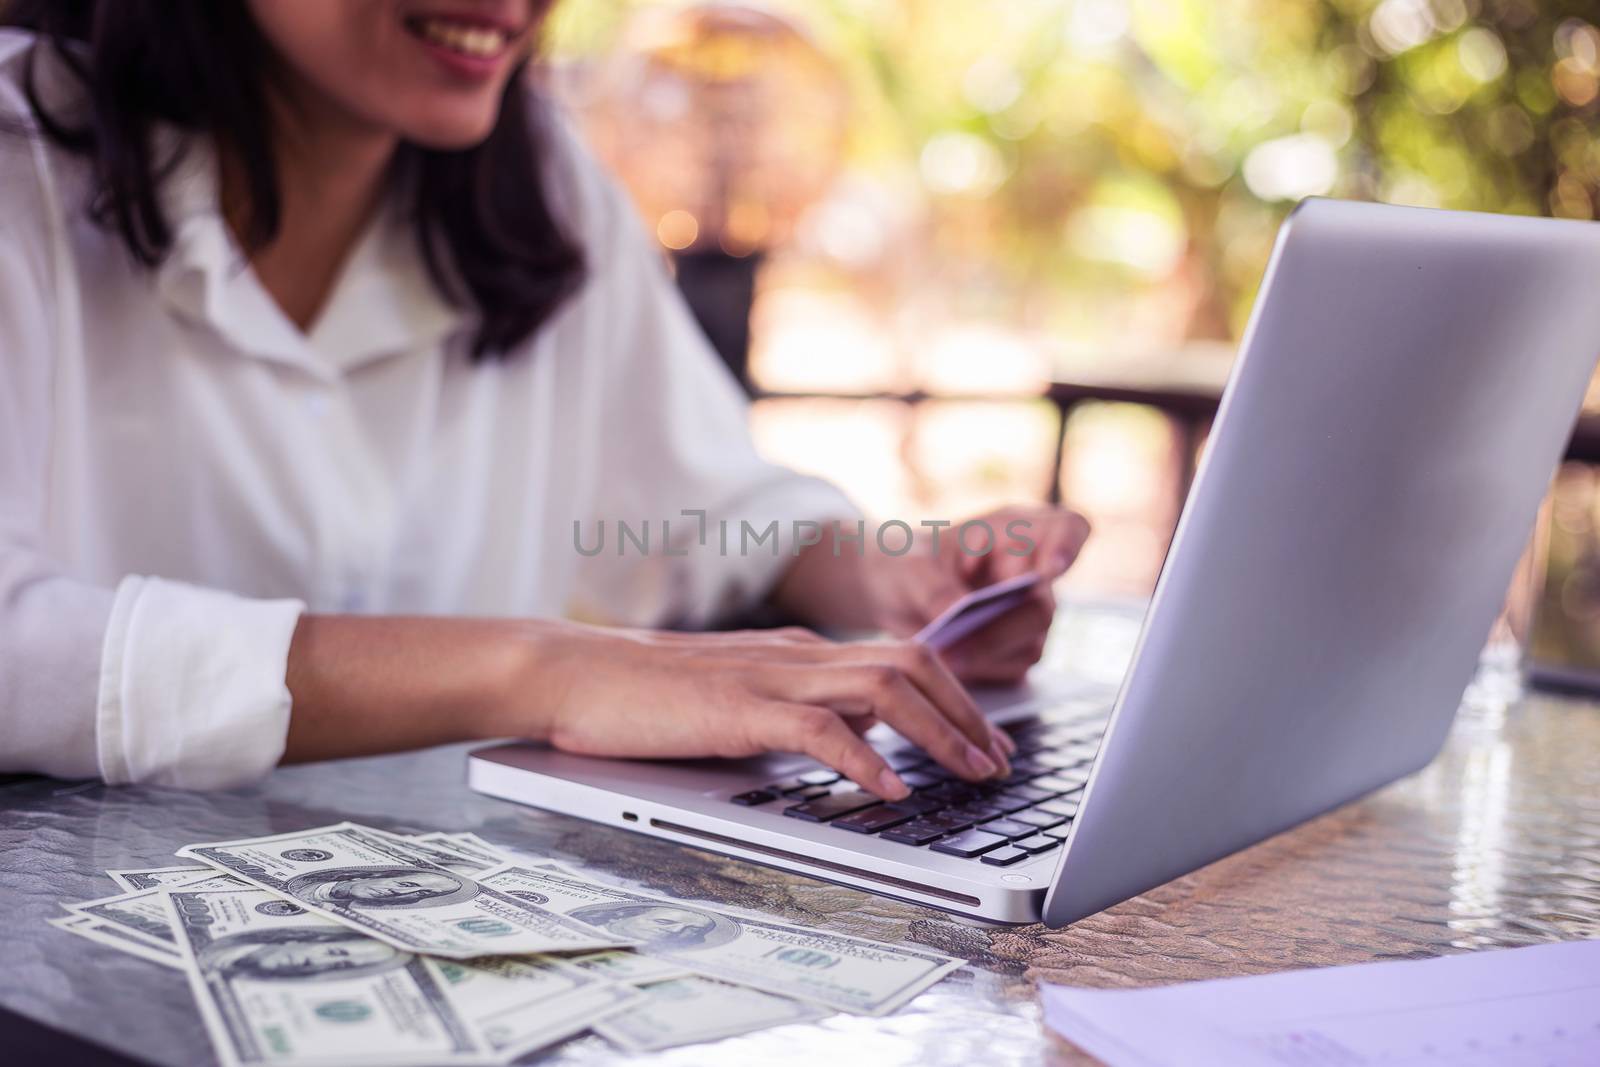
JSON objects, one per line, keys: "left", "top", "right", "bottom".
{"left": 498, "top": 623, "right": 1016, "bottom": 801}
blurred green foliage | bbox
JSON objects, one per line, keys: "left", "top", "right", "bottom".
{"left": 548, "top": 1, "right": 1599, "bottom": 341}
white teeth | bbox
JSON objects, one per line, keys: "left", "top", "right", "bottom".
{"left": 417, "top": 18, "right": 508, "bottom": 58}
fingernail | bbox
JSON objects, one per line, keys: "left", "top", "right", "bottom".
{"left": 991, "top": 724, "right": 1018, "bottom": 756}
{"left": 964, "top": 743, "right": 998, "bottom": 779}
{"left": 878, "top": 769, "right": 909, "bottom": 800}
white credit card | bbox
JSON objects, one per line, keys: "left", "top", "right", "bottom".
{"left": 913, "top": 572, "right": 1043, "bottom": 651}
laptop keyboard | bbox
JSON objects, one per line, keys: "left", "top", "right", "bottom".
{"left": 728, "top": 707, "right": 1107, "bottom": 867}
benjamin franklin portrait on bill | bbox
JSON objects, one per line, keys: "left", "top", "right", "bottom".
{"left": 567, "top": 902, "right": 740, "bottom": 950}
{"left": 282, "top": 866, "right": 478, "bottom": 909}
{"left": 199, "top": 927, "right": 407, "bottom": 981}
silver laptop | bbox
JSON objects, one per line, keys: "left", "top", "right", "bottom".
{"left": 469, "top": 198, "right": 1600, "bottom": 926}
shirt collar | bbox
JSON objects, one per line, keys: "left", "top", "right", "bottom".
{"left": 153, "top": 132, "right": 469, "bottom": 379}
{"left": 307, "top": 190, "right": 472, "bottom": 373}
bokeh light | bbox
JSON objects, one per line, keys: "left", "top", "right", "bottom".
{"left": 548, "top": 0, "right": 1600, "bottom": 595}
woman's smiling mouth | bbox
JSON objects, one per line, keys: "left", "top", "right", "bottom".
{"left": 406, "top": 15, "right": 512, "bottom": 59}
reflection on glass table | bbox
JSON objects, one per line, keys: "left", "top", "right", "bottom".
{"left": 0, "top": 601, "right": 1596, "bottom": 1066}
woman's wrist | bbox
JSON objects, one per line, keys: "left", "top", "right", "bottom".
{"left": 770, "top": 527, "right": 881, "bottom": 633}
{"left": 477, "top": 617, "right": 584, "bottom": 742}
{"left": 775, "top": 525, "right": 958, "bottom": 638}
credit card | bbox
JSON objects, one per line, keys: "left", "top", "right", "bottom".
{"left": 913, "top": 572, "right": 1043, "bottom": 651}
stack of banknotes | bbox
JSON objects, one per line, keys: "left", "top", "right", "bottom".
{"left": 50, "top": 822, "right": 964, "bottom": 1064}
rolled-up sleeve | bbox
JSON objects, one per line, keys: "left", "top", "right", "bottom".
{"left": 561, "top": 129, "right": 859, "bottom": 628}
{"left": 0, "top": 130, "right": 303, "bottom": 789}
{"left": 96, "top": 576, "right": 302, "bottom": 788}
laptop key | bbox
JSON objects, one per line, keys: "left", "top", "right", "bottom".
{"left": 783, "top": 790, "right": 881, "bottom": 822}
{"left": 929, "top": 830, "right": 1010, "bottom": 857}
{"left": 1042, "top": 823, "right": 1075, "bottom": 840}
{"left": 1037, "top": 799, "right": 1080, "bottom": 818}
{"left": 790, "top": 785, "right": 832, "bottom": 801}
{"left": 1028, "top": 775, "right": 1076, "bottom": 793}
{"left": 1014, "top": 835, "right": 1060, "bottom": 853}
{"left": 899, "top": 770, "right": 942, "bottom": 790}
{"left": 986, "top": 793, "right": 1034, "bottom": 814}
{"left": 1010, "top": 809, "right": 1066, "bottom": 830}
{"left": 995, "top": 768, "right": 1039, "bottom": 788}
{"left": 925, "top": 782, "right": 983, "bottom": 804}
{"left": 1002, "top": 784, "right": 1058, "bottom": 803}
{"left": 977, "top": 818, "right": 1037, "bottom": 839}
{"left": 880, "top": 820, "right": 948, "bottom": 846}
{"left": 833, "top": 804, "right": 920, "bottom": 834}
{"left": 798, "top": 769, "right": 841, "bottom": 786}
{"left": 948, "top": 802, "right": 1008, "bottom": 821}
{"left": 892, "top": 793, "right": 947, "bottom": 816}
{"left": 938, "top": 807, "right": 991, "bottom": 828}
{"left": 979, "top": 845, "right": 1030, "bottom": 866}
{"left": 924, "top": 810, "right": 977, "bottom": 832}
{"left": 731, "top": 790, "right": 777, "bottom": 806}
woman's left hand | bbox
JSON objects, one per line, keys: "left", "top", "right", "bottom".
{"left": 864, "top": 505, "right": 1091, "bottom": 685}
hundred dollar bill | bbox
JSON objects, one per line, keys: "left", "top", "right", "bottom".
{"left": 106, "top": 864, "right": 214, "bottom": 892}
{"left": 426, "top": 954, "right": 641, "bottom": 1060}
{"left": 48, "top": 913, "right": 184, "bottom": 970}
{"left": 566, "top": 949, "right": 690, "bottom": 985}
{"left": 371, "top": 832, "right": 498, "bottom": 877}
{"left": 423, "top": 833, "right": 511, "bottom": 869}
{"left": 66, "top": 872, "right": 244, "bottom": 949}
{"left": 163, "top": 886, "right": 489, "bottom": 1067}
{"left": 177, "top": 823, "right": 633, "bottom": 959}
{"left": 480, "top": 865, "right": 963, "bottom": 1015}
{"left": 596, "top": 975, "right": 829, "bottom": 1051}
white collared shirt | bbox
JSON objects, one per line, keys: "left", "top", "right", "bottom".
{"left": 0, "top": 33, "right": 854, "bottom": 789}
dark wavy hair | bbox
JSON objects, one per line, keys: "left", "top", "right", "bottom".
{"left": 2, "top": 0, "right": 584, "bottom": 359}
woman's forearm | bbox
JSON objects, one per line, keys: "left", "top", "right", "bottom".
{"left": 281, "top": 614, "right": 551, "bottom": 763}
{"left": 279, "top": 606, "right": 1014, "bottom": 796}
{"left": 770, "top": 537, "right": 880, "bottom": 632}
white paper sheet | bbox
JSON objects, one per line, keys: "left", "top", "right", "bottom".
{"left": 1041, "top": 939, "right": 1600, "bottom": 1066}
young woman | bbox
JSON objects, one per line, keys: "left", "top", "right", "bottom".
{"left": 0, "top": 1, "right": 1089, "bottom": 798}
